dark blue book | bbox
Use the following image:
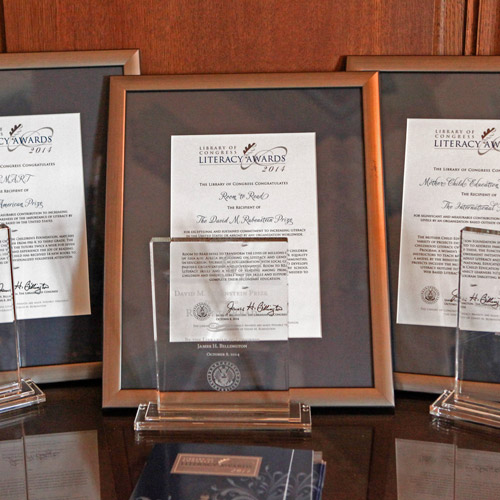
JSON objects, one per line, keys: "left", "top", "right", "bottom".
{"left": 312, "top": 453, "right": 326, "bottom": 500}
{"left": 130, "top": 442, "right": 322, "bottom": 500}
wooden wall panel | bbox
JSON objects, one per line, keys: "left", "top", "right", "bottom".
{"left": 433, "top": 0, "right": 467, "bottom": 54}
{"left": 476, "top": 0, "right": 500, "bottom": 54}
{"left": 4, "top": 0, "right": 454, "bottom": 75}
{"left": 0, "top": 0, "right": 5, "bottom": 53}
{"left": 464, "top": 0, "right": 480, "bottom": 55}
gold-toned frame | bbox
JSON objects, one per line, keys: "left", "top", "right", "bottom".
{"left": 103, "top": 72, "right": 393, "bottom": 408}
{"left": 347, "top": 55, "right": 500, "bottom": 395}
{"left": 0, "top": 49, "right": 140, "bottom": 384}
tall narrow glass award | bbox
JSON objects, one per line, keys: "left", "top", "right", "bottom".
{"left": 0, "top": 224, "right": 45, "bottom": 414}
{"left": 135, "top": 237, "right": 311, "bottom": 432}
{"left": 431, "top": 227, "right": 500, "bottom": 428}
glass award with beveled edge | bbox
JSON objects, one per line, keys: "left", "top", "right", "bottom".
{"left": 134, "top": 237, "right": 311, "bottom": 432}
{"left": 431, "top": 227, "right": 500, "bottom": 428}
{"left": 0, "top": 224, "right": 45, "bottom": 414}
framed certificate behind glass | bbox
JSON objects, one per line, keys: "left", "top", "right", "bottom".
{"left": 103, "top": 72, "right": 393, "bottom": 408}
{"left": 0, "top": 50, "right": 140, "bottom": 383}
{"left": 347, "top": 56, "right": 500, "bottom": 395}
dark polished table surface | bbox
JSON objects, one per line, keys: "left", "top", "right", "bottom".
{"left": 2, "top": 381, "right": 500, "bottom": 499}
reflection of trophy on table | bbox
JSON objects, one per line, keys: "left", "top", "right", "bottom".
{"left": 0, "top": 430, "right": 100, "bottom": 498}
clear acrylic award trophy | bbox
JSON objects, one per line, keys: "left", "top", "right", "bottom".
{"left": 431, "top": 227, "right": 500, "bottom": 428}
{"left": 135, "top": 237, "right": 311, "bottom": 432}
{"left": 0, "top": 224, "right": 45, "bottom": 414}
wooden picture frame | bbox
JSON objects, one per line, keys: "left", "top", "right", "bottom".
{"left": 0, "top": 50, "right": 140, "bottom": 383}
{"left": 347, "top": 56, "right": 500, "bottom": 395}
{"left": 103, "top": 72, "right": 393, "bottom": 408}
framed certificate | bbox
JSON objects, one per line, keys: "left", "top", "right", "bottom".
{"left": 0, "top": 50, "right": 140, "bottom": 383}
{"left": 346, "top": 56, "right": 500, "bottom": 394}
{"left": 103, "top": 72, "right": 393, "bottom": 407}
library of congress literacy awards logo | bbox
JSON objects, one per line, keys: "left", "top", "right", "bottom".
{"left": 198, "top": 140, "right": 288, "bottom": 170}
{"left": 0, "top": 123, "right": 54, "bottom": 152}
{"left": 433, "top": 126, "right": 500, "bottom": 155}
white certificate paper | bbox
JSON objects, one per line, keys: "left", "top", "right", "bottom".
{"left": 171, "top": 133, "right": 321, "bottom": 338}
{"left": 398, "top": 119, "right": 500, "bottom": 327}
{"left": 169, "top": 240, "right": 289, "bottom": 342}
{"left": 0, "top": 113, "right": 90, "bottom": 320}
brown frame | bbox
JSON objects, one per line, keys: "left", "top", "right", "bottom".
{"left": 103, "top": 72, "right": 393, "bottom": 408}
{"left": 347, "top": 55, "right": 500, "bottom": 395}
{"left": 0, "top": 50, "right": 140, "bottom": 384}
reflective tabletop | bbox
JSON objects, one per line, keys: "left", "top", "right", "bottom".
{"left": 1, "top": 381, "right": 499, "bottom": 499}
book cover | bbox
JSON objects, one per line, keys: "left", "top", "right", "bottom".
{"left": 130, "top": 442, "right": 321, "bottom": 500}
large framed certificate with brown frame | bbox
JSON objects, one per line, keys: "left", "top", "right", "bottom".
{"left": 347, "top": 56, "right": 500, "bottom": 395}
{"left": 103, "top": 72, "right": 393, "bottom": 408}
{"left": 0, "top": 50, "right": 140, "bottom": 383}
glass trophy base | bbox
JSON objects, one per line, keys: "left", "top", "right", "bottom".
{"left": 0, "top": 378, "right": 45, "bottom": 414}
{"left": 134, "top": 401, "right": 312, "bottom": 433}
{"left": 430, "top": 390, "right": 500, "bottom": 429}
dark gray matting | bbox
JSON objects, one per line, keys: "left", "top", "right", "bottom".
{"left": 0, "top": 65, "right": 122, "bottom": 370}
{"left": 121, "top": 87, "right": 374, "bottom": 390}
